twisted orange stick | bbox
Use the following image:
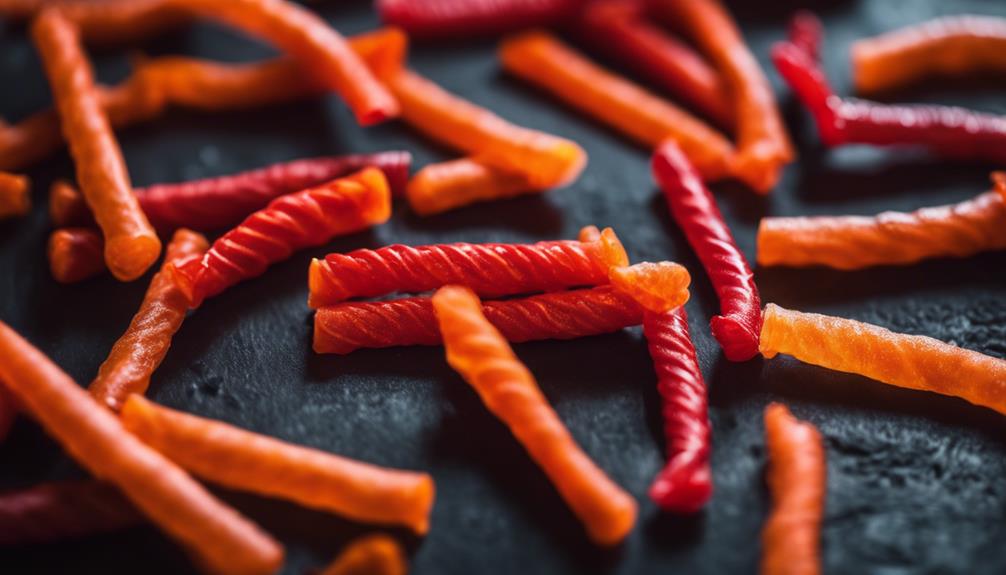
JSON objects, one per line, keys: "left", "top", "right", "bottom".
{"left": 89, "top": 229, "right": 208, "bottom": 412}
{"left": 760, "top": 304, "right": 1006, "bottom": 414}
{"left": 762, "top": 403, "right": 825, "bottom": 575}
{"left": 432, "top": 285, "right": 637, "bottom": 545}
{"left": 320, "top": 535, "right": 407, "bottom": 575}
{"left": 121, "top": 395, "right": 435, "bottom": 534}
{"left": 0, "top": 171, "right": 30, "bottom": 219}
{"left": 406, "top": 157, "right": 535, "bottom": 216}
{"left": 757, "top": 191, "right": 1006, "bottom": 269}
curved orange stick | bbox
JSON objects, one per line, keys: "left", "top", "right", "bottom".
{"left": 432, "top": 285, "right": 636, "bottom": 545}
{"left": 0, "top": 0, "right": 188, "bottom": 45}
{"left": 760, "top": 304, "right": 1006, "bottom": 414}
{"left": 89, "top": 229, "right": 208, "bottom": 412}
{"left": 608, "top": 261, "right": 691, "bottom": 313}
{"left": 0, "top": 171, "right": 30, "bottom": 219}
{"left": 121, "top": 394, "right": 435, "bottom": 534}
{"left": 0, "top": 322, "right": 283, "bottom": 575}
{"left": 320, "top": 535, "right": 407, "bottom": 575}
{"left": 762, "top": 403, "right": 825, "bottom": 575}
{"left": 163, "top": 0, "right": 397, "bottom": 125}
{"left": 33, "top": 9, "right": 161, "bottom": 281}
{"left": 757, "top": 191, "right": 1006, "bottom": 270}
{"left": 649, "top": 0, "right": 794, "bottom": 192}
{"left": 407, "top": 157, "right": 535, "bottom": 216}
{"left": 386, "top": 67, "right": 586, "bottom": 189}
{"left": 47, "top": 228, "right": 106, "bottom": 283}
{"left": 853, "top": 16, "right": 1006, "bottom": 95}
{"left": 499, "top": 31, "right": 732, "bottom": 181}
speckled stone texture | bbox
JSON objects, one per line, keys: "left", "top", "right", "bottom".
{"left": 1, "top": 1, "right": 1005, "bottom": 574}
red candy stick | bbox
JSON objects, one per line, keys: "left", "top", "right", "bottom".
{"left": 642, "top": 308, "right": 712, "bottom": 512}
{"left": 772, "top": 12, "right": 1006, "bottom": 165}
{"left": 651, "top": 141, "right": 761, "bottom": 361}
{"left": 313, "top": 286, "right": 642, "bottom": 354}
{"left": 0, "top": 481, "right": 143, "bottom": 545}
{"left": 308, "top": 226, "right": 628, "bottom": 308}
{"left": 171, "top": 167, "right": 391, "bottom": 308}
{"left": 52, "top": 152, "right": 411, "bottom": 231}
{"left": 578, "top": 0, "right": 733, "bottom": 128}
{"left": 376, "top": 0, "right": 584, "bottom": 39}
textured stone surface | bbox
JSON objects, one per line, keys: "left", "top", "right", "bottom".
{"left": 1, "top": 1, "right": 1005, "bottom": 573}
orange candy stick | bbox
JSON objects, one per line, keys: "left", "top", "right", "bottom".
{"left": 0, "top": 0, "right": 188, "bottom": 45}
{"left": 432, "top": 286, "right": 637, "bottom": 545}
{"left": 49, "top": 179, "right": 84, "bottom": 227}
{"left": 89, "top": 229, "right": 209, "bottom": 412}
{"left": 406, "top": 157, "right": 536, "bottom": 216}
{"left": 852, "top": 16, "right": 1006, "bottom": 95}
{"left": 121, "top": 394, "right": 436, "bottom": 534}
{"left": 385, "top": 67, "right": 586, "bottom": 189}
{"left": 994, "top": 171, "right": 1006, "bottom": 203}
{"left": 163, "top": 0, "right": 398, "bottom": 125}
{"left": 47, "top": 228, "right": 106, "bottom": 283}
{"left": 320, "top": 535, "right": 407, "bottom": 575}
{"left": 0, "top": 171, "right": 30, "bottom": 219}
{"left": 0, "top": 322, "right": 283, "bottom": 575}
{"left": 32, "top": 9, "right": 161, "bottom": 281}
{"left": 757, "top": 191, "right": 1006, "bottom": 270}
{"left": 649, "top": 0, "right": 794, "bottom": 192}
{"left": 498, "top": 31, "right": 733, "bottom": 181}
{"left": 608, "top": 261, "right": 691, "bottom": 313}
{"left": 760, "top": 304, "right": 1006, "bottom": 414}
{"left": 762, "top": 403, "right": 825, "bottom": 575}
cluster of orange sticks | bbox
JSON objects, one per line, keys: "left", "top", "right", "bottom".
{"left": 1, "top": 1, "right": 1005, "bottom": 574}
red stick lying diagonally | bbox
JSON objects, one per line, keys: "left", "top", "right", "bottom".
{"left": 651, "top": 141, "right": 762, "bottom": 361}
{"left": 772, "top": 12, "right": 1006, "bottom": 165}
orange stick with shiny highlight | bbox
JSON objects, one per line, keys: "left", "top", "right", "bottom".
{"left": 47, "top": 228, "right": 106, "bottom": 283}
{"left": 432, "top": 285, "right": 637, "bottom": 545}
{"left": 852, "top": 16, "right": 1006, "bottom": 95}
{"left": 121, "top": 394, "right": 435, "bottom": 534}
{"left": 32, "top": 9, "right": 161, "bottom": 281}
{"left": 0, "top": 322, "right": 283, "bottom": 575}
{"left": 498, "top": 31, "right": 733, "bottom": 181}
{"left": 386, "top": 68, "right": 586, "bottom": 189}
{"left": 0, "top": 171, "right": 30, "bottom": 219}
{"left": 760, "top": 304, "right": 1006, "bottom": 414}
{"left": 406, "top": 157, "right": 536, "bottom": 216}
{"left": 163, "top": 0, "right": 398, "bottom": 125}
{"left": 320, "top": 535, "right": 407, "bottom": 575}
{"left": 608, "top": 261, "right": 691, "bottom": 313}
{"left": 757, "top": 191, "right": 1006, "bottom": 270}
{"left": 762, "top": 403, "right": 825, "bottom": 575}
{"left": 89, "top": 229, "right": 209, "bottom": 412}
{"left": 649, "top": 0, "right": 794, "bottom": 191}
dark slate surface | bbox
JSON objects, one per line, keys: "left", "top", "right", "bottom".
{"left": 2, "top": 1, "right": 1006, "bottom": 573}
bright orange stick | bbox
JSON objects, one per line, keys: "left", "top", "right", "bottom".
{"left": 89, "top": 229, "right": 209, "bottom": 412}
{"left": 649, "top": 0, "right": 794, "bottom": 192}
{"left": 320, "top": 535, "right": 407, "bottom": 575}
{"left": 121, "top": 394, "right": 436, "bottom": 534}
{"left": 386, "top": 67, "right": 586, "bottom": 189}
{"left": 762, "top": 403, "right": 825, "bottom": 575}
{"left": 760, "top": 304, "right": 1006, "bottom": 414}
{"left": 407, "top": 157, "right": 536, "bottom": 216}
{"left": 0, "top": 322, "right": 283, "bottom": 575}
{"left": 498, "top": 31, "right": 733, "bottom": 181}
{"left": 47, "top": 228, "right": 106, "bottom": 283}
{"left": 163, "top": 0, "right": 397, "bottom": 125}
{"left": 0, "top": 0, "right": 188, "bottom": 45}
{"left": 757, "top": 191, "right": 1006, "bottom": 270}
{"left": 852, "top": 16, "right": 1006, "bottom": 95}
{"left": 32, "top": 9, "right": 161, "bottom": 281}
{"left": 432, "top": 285, "right": 636, "bottom": 545}
{"left": 0, "top": 171, "right": 30, "bottom": 219}
{"left": 608, "top": 261, "right": 691, "bottom": 313}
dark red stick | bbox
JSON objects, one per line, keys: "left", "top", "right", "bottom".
{"left": 643, "top": 307, "right": 712, "bottom": 512}
{"left": 651, "top": 141, "right": 761, "bottom": 361}
{"left": 0, "top": 481, "right": 143, "bottom": 545}
{"left": 377, "top": 0, "right": 585, "bottom": 39}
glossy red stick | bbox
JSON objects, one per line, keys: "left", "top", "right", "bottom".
{"left": 376, "top": 0, "right": 584, "bottom": 39}
{"left": 651, "top": 141, "right": 761, "bottom": 361}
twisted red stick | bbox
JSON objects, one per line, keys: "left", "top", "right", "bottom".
{"left": 642, "top": 308, "right": 712, "bottom": 512}
{"left": 171, "top": 167, "right": 391, "bottom": 307}
{"left": 0, "top": 481, "right": 143, "bottom": 545}
{"left": 308, "top": 227, "right": 627, "bottom": 308}
{"left": 314, "top": 286, "right": 642, "bottom": 354}
{"left": 651, "top": 142, "right": 761, "bottom": 361}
